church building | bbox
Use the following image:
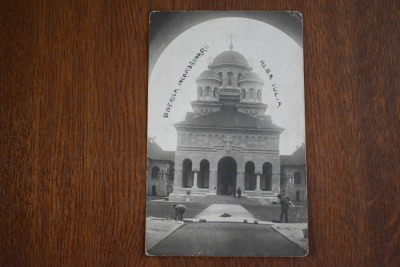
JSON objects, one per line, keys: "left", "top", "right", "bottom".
{"left": 169, "top": 42, "right": 285, "bottom": 202}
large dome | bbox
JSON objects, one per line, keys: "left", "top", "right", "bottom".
{"left": 210, "top": 50, "right": 249, "bottom": 68}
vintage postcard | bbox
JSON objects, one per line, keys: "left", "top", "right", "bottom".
{"left": 146, "top": 11, "right": 307, "bottom": 257}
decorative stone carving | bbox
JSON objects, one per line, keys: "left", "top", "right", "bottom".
{"left": 223, "top": 135, "right": 233, "bottom": 151}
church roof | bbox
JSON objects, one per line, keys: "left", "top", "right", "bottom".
{"left": 282, "top": 144, "right": 306, "bottom": 166}
{"left": 148, "top": 140, "right": 175, "bottom": 162}
{"left": 175, "top": 105, "right": 283, "bottom": 131}
{"left": 210, "top": 50, "right": 249, "bottom": 68}
{"left": 280, "top": 155, "right": 291, "bottom": 164}
{"left": 196, "top": 69, "right": 221, "bottom": 82}
{"left": 239, "top": 71, "right": 264, "bottom": 83}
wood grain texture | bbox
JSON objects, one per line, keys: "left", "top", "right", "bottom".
{"left": 0, "top": 0, "right": 399, "bottom": 266}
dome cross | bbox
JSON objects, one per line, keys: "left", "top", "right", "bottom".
{"left": 228, "top": 33, "right": 236, "bottom": 50}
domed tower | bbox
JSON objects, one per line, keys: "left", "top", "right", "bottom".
{"left": 190, "top": 68, "right": 224, "bottom": 117}
{"left": 236, "top": 71, "right": 268, "bottom": 118}
{"left": 195, "top": 69, "right": 222, "bottom": 101}
{"left": 189, "top": 41, "right": 268, "bottom": 119}
{"left": 209, "top": 43, "right": 250, "bottom": 102}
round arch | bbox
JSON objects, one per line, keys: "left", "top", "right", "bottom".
{"left": 244, "top": 161, "right": 256, "bottom": 190}
{"left": 182, "top": 159, "right": 193, "bottom": 188}
{"left": 149, "top": 11, "right": 302, "bottom": 74}
{"left": 261, "top": 162, "right": 272, "bottom": 191}
{"left": 217, "top": 157, "right": 237, "bottom": 195}
{"left": 199, "top": 159, "right": 210, "bottom": 188}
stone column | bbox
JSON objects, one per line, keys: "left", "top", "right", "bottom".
{"left": 173, "top": 168, "right": 182, "bottom": 191}
{"left": 208, "top": 169, "right": 217, "bottom": 194}
{"left": 192, "top": 170, "right": 198, "bottom": 190}
{"left": 272, "top": 170, "right": 280, "bottom": 194}
{"left": 255, "top": 172, "right": 261, "bottom": 193}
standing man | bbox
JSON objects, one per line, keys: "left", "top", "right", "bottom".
{"left": 277, "top": 194, "right": 289, "bottom": 223}
{"left": 237, "top": 187, "right": 241, "bottom": 198}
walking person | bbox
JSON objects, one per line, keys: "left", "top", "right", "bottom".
{"left": 277, "top": 194, "right": 289, "bottom": 223}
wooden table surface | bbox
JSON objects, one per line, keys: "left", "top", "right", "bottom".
{"left": 1, "top": 0, "right": 399, "bottom": 266}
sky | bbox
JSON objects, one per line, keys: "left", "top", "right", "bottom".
{"left": 148, "top": 17, "right": 305, "bottom": 155}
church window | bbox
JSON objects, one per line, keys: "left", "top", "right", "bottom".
{"left": 182, "top": 159, "right": 193, "bottom": 188}
{"left": 151, "top": 166, "right": 160, "bottom": 179}
{"left": 198, "top": 87, "right": 202, "bottom": 97}
{"left": 238, "top": 73, "right": 242, "bottom": 81}
{"left": 294, "top": 172, "right": 302, "bottom": 184}
{"left": 261, "top": 163, "right": 272, "bottom": 191}
{"left": 257, "top": 89, "right": 261, "bottom": 100}
{"left": 245, "top": 161, "right": 256, "bottom": 190}
{"left": 199, "top": 159, "right": 210, "bottom": 188}
{"left": 227, "top": 72, "right": 233, "bottom": 86}
{"left": 249, "top": 88, "right": 255, "bottom": 99}
{"left": 241, "top": 89, "right": 246, "bottom": 99}
{"left": 206, "top": 86, "right": 211, "bottom": 96}
{"left": 213, "top": 88, "right": 218, "bottom": 97}
{"left": 218, "top": 72, "right": 223, "bottom": 80}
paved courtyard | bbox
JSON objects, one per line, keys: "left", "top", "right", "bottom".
{"left": 145, "top": 196, "right": 308, "bottom": 256}
{"left": 148, "top": 223, "right": 307, "bottom": 257}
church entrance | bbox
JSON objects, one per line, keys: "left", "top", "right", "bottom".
{"left": 217, "top": 157, "right": 237, "bottom": 195}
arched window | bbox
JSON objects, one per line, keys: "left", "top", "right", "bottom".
{"left": 151, "top": 166, "right": 160, "bottom": 179}
{"left": 238, "top": 73, "right": 242, "bottom": 81}
{"left": 218, "top": 72, "right": 223, "bottom": 80}
{"left": 257, "top": 89, "right": 261, "bottom": 100}
{"left": 249, "top": 88, "right": 255, "bottom": 99}
{"left": 294, "top": 172, "right": 302, "bottom": 184}
{"left": 206, "top": 86, "right": 211, "bottom": 97}
{"left": 182, "top": 159, "right": 193, "bottom": 188}
{"left": 241, "top": 89, "right": 246, "bottom": 99}
{"left": 199, "top": 159, "right": 210, "bottom": 188}
{"left": 227, "top": 72, "right": 233, "bottom": 86}
{"left": 198, "top": 87, "right": 202, "bottom": 97}
{"left": 245, "top": 161, "right": 256, "bottom": 190}
{"left": 261, "top": 162, "right": 272, "bottom": 191}
{"left": 213, "top": 87, "right": 218, "bottom": 97}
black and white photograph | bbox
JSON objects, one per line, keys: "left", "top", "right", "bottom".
{"left": 146, "top": 11, "right": 308, "bottom": 257}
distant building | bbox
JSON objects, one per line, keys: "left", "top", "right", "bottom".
{"left": 147, "top": 138, "right": 175, "bottom": 196}
{"left": 280, "top": 144, "right": 307, "bottom": 201}
{"left": 169, "top": 42, "right": 284, "bottom": 202}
